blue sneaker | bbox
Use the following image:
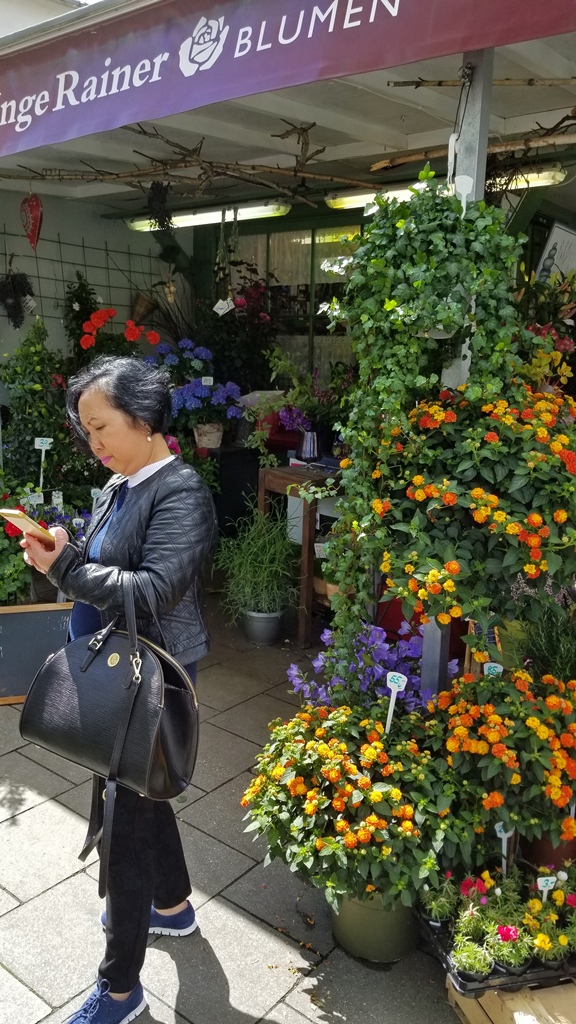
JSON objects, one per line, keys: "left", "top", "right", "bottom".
{"left": 101, "top": 900, "right": 197, "bottom": 937}
{"left": 66, "top": 980, "right": 146, "bottom": 1024}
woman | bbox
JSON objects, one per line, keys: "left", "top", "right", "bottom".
{"left": 21, "top": 355, "right": 217, "bottom": 1024}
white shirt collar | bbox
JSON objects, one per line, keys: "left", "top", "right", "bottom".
{"left": 126, "top": 455, "right": 176, "bottom": 489}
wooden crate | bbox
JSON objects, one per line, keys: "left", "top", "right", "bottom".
{"left": 447, "top": 976, "right": 576, "bottom": 1024}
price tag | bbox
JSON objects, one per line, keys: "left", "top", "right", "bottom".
{"left": 34, "top": 437, "right": 53, "bottom": 450}
{"left": 385, "top": 671, "right": 408, "bottom": 735}
{"left": 27, "top": 493, "right": 44, "bottom": 505}
{"left": 201, "top": 376, "right": 214, "bottom": 386}
{"left": 51, "top": 491, "right": 64, "bottom": 510}
{"left": 537, "top": 876, "right": 557, "bottom": 902}
{"left": 213, "top": 298, "right": 234, "bottom": 316}
{"left": 494, "top": 821, "right": 514, "bottom": 875}
{"left": 483, "top": 662, "right": 503, "bottom": 677}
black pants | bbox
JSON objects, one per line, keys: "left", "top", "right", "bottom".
{"left": 98, "top": 787, "right": 191, "bottom": 992}
{"left": 98, "top": 660, "right": 196, "bottom": 993}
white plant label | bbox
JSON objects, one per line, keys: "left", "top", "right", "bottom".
{"left": 213, "top": 298, "right": 234, "bottom": 316}
{"left": 34, "top": 437, "right": 53, "bottom": 450}
{"left": 90, "top": 488, "right": 102, "bottom": 513}
{"left": 201, "top": 376, "right": 214, "bottom": 386}
{"left": 27, "top": 492, "right": 44, "bottom": 505}
{"left": 483, "top": 662, "right": 503, "bottom": 677}
{"left": 51, "top": 491, "right": 64, "bottom": 510}
{"left": 494, "top": 821, "right": 514, "bottom": 875}
{"left": 385, "top": 671, "right": 408, "bottom": 735}
{"left": 537, "top": 876, "right": 557, "bottom": 902}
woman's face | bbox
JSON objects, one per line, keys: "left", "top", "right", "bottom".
{"left": 78, "top": 388, "right": 153, "bottom": 477}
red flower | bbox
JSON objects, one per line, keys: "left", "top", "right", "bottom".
{"left": 4, "top": 505, "right": 26, "bottom": 537}
{"left": 90, "top": 310, "right": 108, "bottom": 329}
{"left": 444, "top": 410, "right": 457, "bottom": 423}
{"left": 234, "top": 297, "right": 247, "bottom": 308}
{"left": 395, "top": 442, "right": 404, "bottom": 452}
{"left": 498, "top": 925, "right": 519, "bottom": 942}
{"left": 124, "top": 324, "right": 142, "bottom": 342}
{"left": 484, "top": 431, "right": 499, "bottom": 443}
{"left": 145, "top": 330, "right": 160, "bottom": 345}
{"left": 80, "top": 334, "right": 96, "bottom": 350}
{"left": 106, "top": 308, "right": 117, "bottom": 318}
{"left": 566, "top": 893, "right": 576, "bottom": 907}
{"left": 439, "top": 389, "right": 452, "bottom": 401}
{"left": 194, "top": 447, "right": 209, "bottom": 459}
{"left": 82, "top": 321, "right": 96, "bottom": 334}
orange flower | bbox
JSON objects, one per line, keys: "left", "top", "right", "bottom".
{"left": 315, "top": 838, "right": 326, "bottom": 850}
{"left": 443, "top": 491, "right": 457, "bottom": 506}
{"left": 437, "top": 612, "right": 451, "bottom": 625}
{"left": 427, "top": 582, "right": 442, "bottom": 595}
{"left": 444, "top": 560, "right": 461, "bottom": 575}
{"left": 526, "top": 512, "right": 543, "bottom": 527}
{"left": 332, "top": 797, "right": 346, "bottom": 812}
{"left": 554, "top": 509, "right": 568, "bottom": 523}
{"left": 357, "top": 828, "right": 372, "bottom": 844}
{"left": 444, "top": 409, "right": 457, "bottom": 423}
{"left": 530, "top": 548, "right": 542, "bottom": 561}
{"left": 343, "top": 832, "right": 358, "bottom": 848}
{"left": 288, "top": 777, "right": 307, "bottom": 797}
{"left": 484, "top": 431, "right": 499, "bottom": 443}
{"left": 473, "top": 651, "right": 489, "bottom": 663}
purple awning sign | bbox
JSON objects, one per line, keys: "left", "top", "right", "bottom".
{"left": 1, "top": 0, "right": 576, "bottom": 158}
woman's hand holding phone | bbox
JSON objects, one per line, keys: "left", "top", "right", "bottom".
{"left": 20, "top": 527, "right": 69, "bottom": 574}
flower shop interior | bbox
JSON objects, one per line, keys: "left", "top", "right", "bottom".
{"left": 4, "top": 1, "right": 576, "bottom": 1018}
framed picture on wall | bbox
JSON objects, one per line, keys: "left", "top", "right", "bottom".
{"left": 536, "top": 222, "right": 576, "bottom": 280}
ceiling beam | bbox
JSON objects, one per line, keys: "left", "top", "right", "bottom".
{"left": 231, "top": 92, "right": 408, "bottom": 151}
{"left": 502, "top": 40, "right": 576, "bottom": 84}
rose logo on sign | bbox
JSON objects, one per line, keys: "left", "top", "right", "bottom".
{"left": 179, "top": 16, "right": 229, "bottom": 78}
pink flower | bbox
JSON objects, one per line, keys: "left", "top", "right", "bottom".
{"left": 234, "top": 297, "right": 247, "bottom": 308}
{"left": 498, "top": 925, "right": 519, "bottom": 942}
{"left": 164, "top": 435, "right": 181, "bottom": 455}
{"left": 259, "top": 312, "right": 271, "bottom": 323}
{"left": 566, "top": 893, "right": 576, "bottom": 907}
{"left": 445, "top": 871, "right": 453, "bottom": 879}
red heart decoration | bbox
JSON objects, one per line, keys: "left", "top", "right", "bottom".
{"left": 21, "top": 194, "right": 43, "bottom": 250}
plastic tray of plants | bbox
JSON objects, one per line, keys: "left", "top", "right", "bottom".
{"left": 415, "top": 864, "right": 576, "bottom": 999}
{"left": 417, "top": 909, "right": 576, "bottom": 997}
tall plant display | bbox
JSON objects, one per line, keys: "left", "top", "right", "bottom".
{"left": 322, "top": 171, "right": 576, "bottom": 663}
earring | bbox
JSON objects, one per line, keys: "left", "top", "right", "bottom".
{"left": 146, "top": 435, "right": 152, "bottom": 442}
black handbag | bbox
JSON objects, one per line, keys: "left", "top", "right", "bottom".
{"left": 20, "top": 576, "right": 199, "bottom": 897}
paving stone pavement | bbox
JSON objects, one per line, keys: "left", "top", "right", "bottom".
{"left": 0, "top": 597, "right": 457, "bottom": 1024}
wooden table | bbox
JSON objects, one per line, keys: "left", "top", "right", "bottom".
{"left": 258, "top": 465, "right": 333, "bottom": 648}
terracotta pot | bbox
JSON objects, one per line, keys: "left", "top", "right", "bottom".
{"left": 193, "top": 423, "right": 224, "bottom": 449}
{"left": 313, "top": 576, "right": 327, "bottom": 596}
{"left": 520, "top": 834, "right": 576, "bottom": 870}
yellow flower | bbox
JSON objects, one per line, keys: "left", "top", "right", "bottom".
{"left": 418, "top": 588, "right": 428, "bottom": 600}
{"left": 540, "top": 560, "right": 549, "bottom": 572}
{"left": 480, "top": 871, "right": 495, "bottom": 889}
{"left": 339, "top": 458, "right": 352, "bottom": 469}
{"left": 493, "top": 510, "right": 507, "bottom": 523}
{"left": 389, "top": 788, "right": 402, "bottom": 802}
{"left": 510, "top": 773, "right": 521, "bottom": 785}
{"left": 412, "top": 475, "right": 425, "bottom": 486}
{"left": 443, "top": 579, "right": 456, "bottom": 592}
{"left": 470, "top": 487, "right": 485, "bottom": 500}
{"left": 371, "top": 469, "right": 382, "bottom": 479}
{"left": 369, "top": 790, "right": 383, "bottom": 803}
{"left": 271, "top": 764, "right": 285, "bottom": 780}
{"left": 552, "top": 890, "right": 565, "bottom": 906}
{"left": 437, "top": 613, "right": 451, "bottom": 625}
{"left": 365, "top": 884, "right": 376, "bottom": 892}
{"left": 527, "top": 898, "right": 542, "bottom": 914}
{"left": 534, "top": 933, "right": 552, "bottom": 951}
{"left": 506, "top": 522, "right": 521, "bottom": 535}
{"left": 559, "top": 934, "right": 569, "bottom": 946}
{"left": 449, "top": 606, "right": 463, "bottom": 618}
{"left": 427, "top": 569, "right": 441, "bottom": 582}
{"left": 404, "top": 563, "right": 415, "bottom": 574}
{"left": 414, "top": 488, "right": 426, "bottom": 502}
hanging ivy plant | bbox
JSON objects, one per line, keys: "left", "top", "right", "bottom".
{"left": 0, "top": 257, "right": 35, "bottom": 329}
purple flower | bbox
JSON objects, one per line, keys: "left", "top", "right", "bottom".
{"left": 279, "top": 406, "right": 312, "bottom": 431}
{"left": 193, "top": 346, "right": 213, "bottom": 361}
{"left": 157, "top": 343, "right": 173, "bottom": 356}
{"left": 143, "top": 355, "right": 158, "bottom": 365}
{"left": 178, "top": 338, "right": 195, "bottom": 350}
{"left": 164, "top": 354, "right": 179, "bottom": 366}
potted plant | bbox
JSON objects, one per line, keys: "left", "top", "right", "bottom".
{"left": 485, "top": 923, "right": 534, "bottom": 975}
{"left": 450, "top": 936, "right": 493, "bottom": 981}
{"left": 241, "top": 695, "right": 458, "bottom": 961}
{"left": 419, "top": 872, "right": 459, "bottom": 926}
{"left": 172, "top": 366, "right": 243, "bottom": 448}
{"left": 214, "top": 504, "right": 298, "bottom": 644}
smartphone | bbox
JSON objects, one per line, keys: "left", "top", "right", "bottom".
{"left": 0, "top": 509, "right": 56, "bottom": 549}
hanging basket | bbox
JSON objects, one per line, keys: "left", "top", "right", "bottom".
{"left": 131, "top": 291, "right": 158, "bottom": 322}
{"left": 193, "top": 423, "right": 224, "bottom": 449}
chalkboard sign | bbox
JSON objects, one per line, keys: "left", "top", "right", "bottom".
{"left": 0, "top": 604, "right": 72, "bottom": 700}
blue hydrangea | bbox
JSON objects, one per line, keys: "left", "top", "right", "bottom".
{"left": 164, "top": 354, "right": 179, "bottom": 366}
{"left": 192, "top": 346, "right": 213, "bottom": 361}
{"left": 177, "top": 338, "right": 195, "bottom": 350}
{"left": 157, "top": 343, "right": 173, "bottom": 356}
{"left": 143, "top": 355, "right": 158, "bottom": 365}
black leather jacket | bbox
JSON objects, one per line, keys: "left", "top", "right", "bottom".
{"left": 47, "top": 458, "right": 218, "bottom": 663}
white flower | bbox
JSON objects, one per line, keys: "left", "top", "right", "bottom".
{"left": 178, "top": 16, "right": 229, "bottom": 78}
{"left": 96, "top": 296, "right": 104, "bottom": 304}
{"left": 557, "top": 870, "right": 568, "bottom": 882}
{"left": 494, "top": 888, "right": 502, "bottom": 896}
{"left": 72, "top": 302, "right": 80, "bottom": 311}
